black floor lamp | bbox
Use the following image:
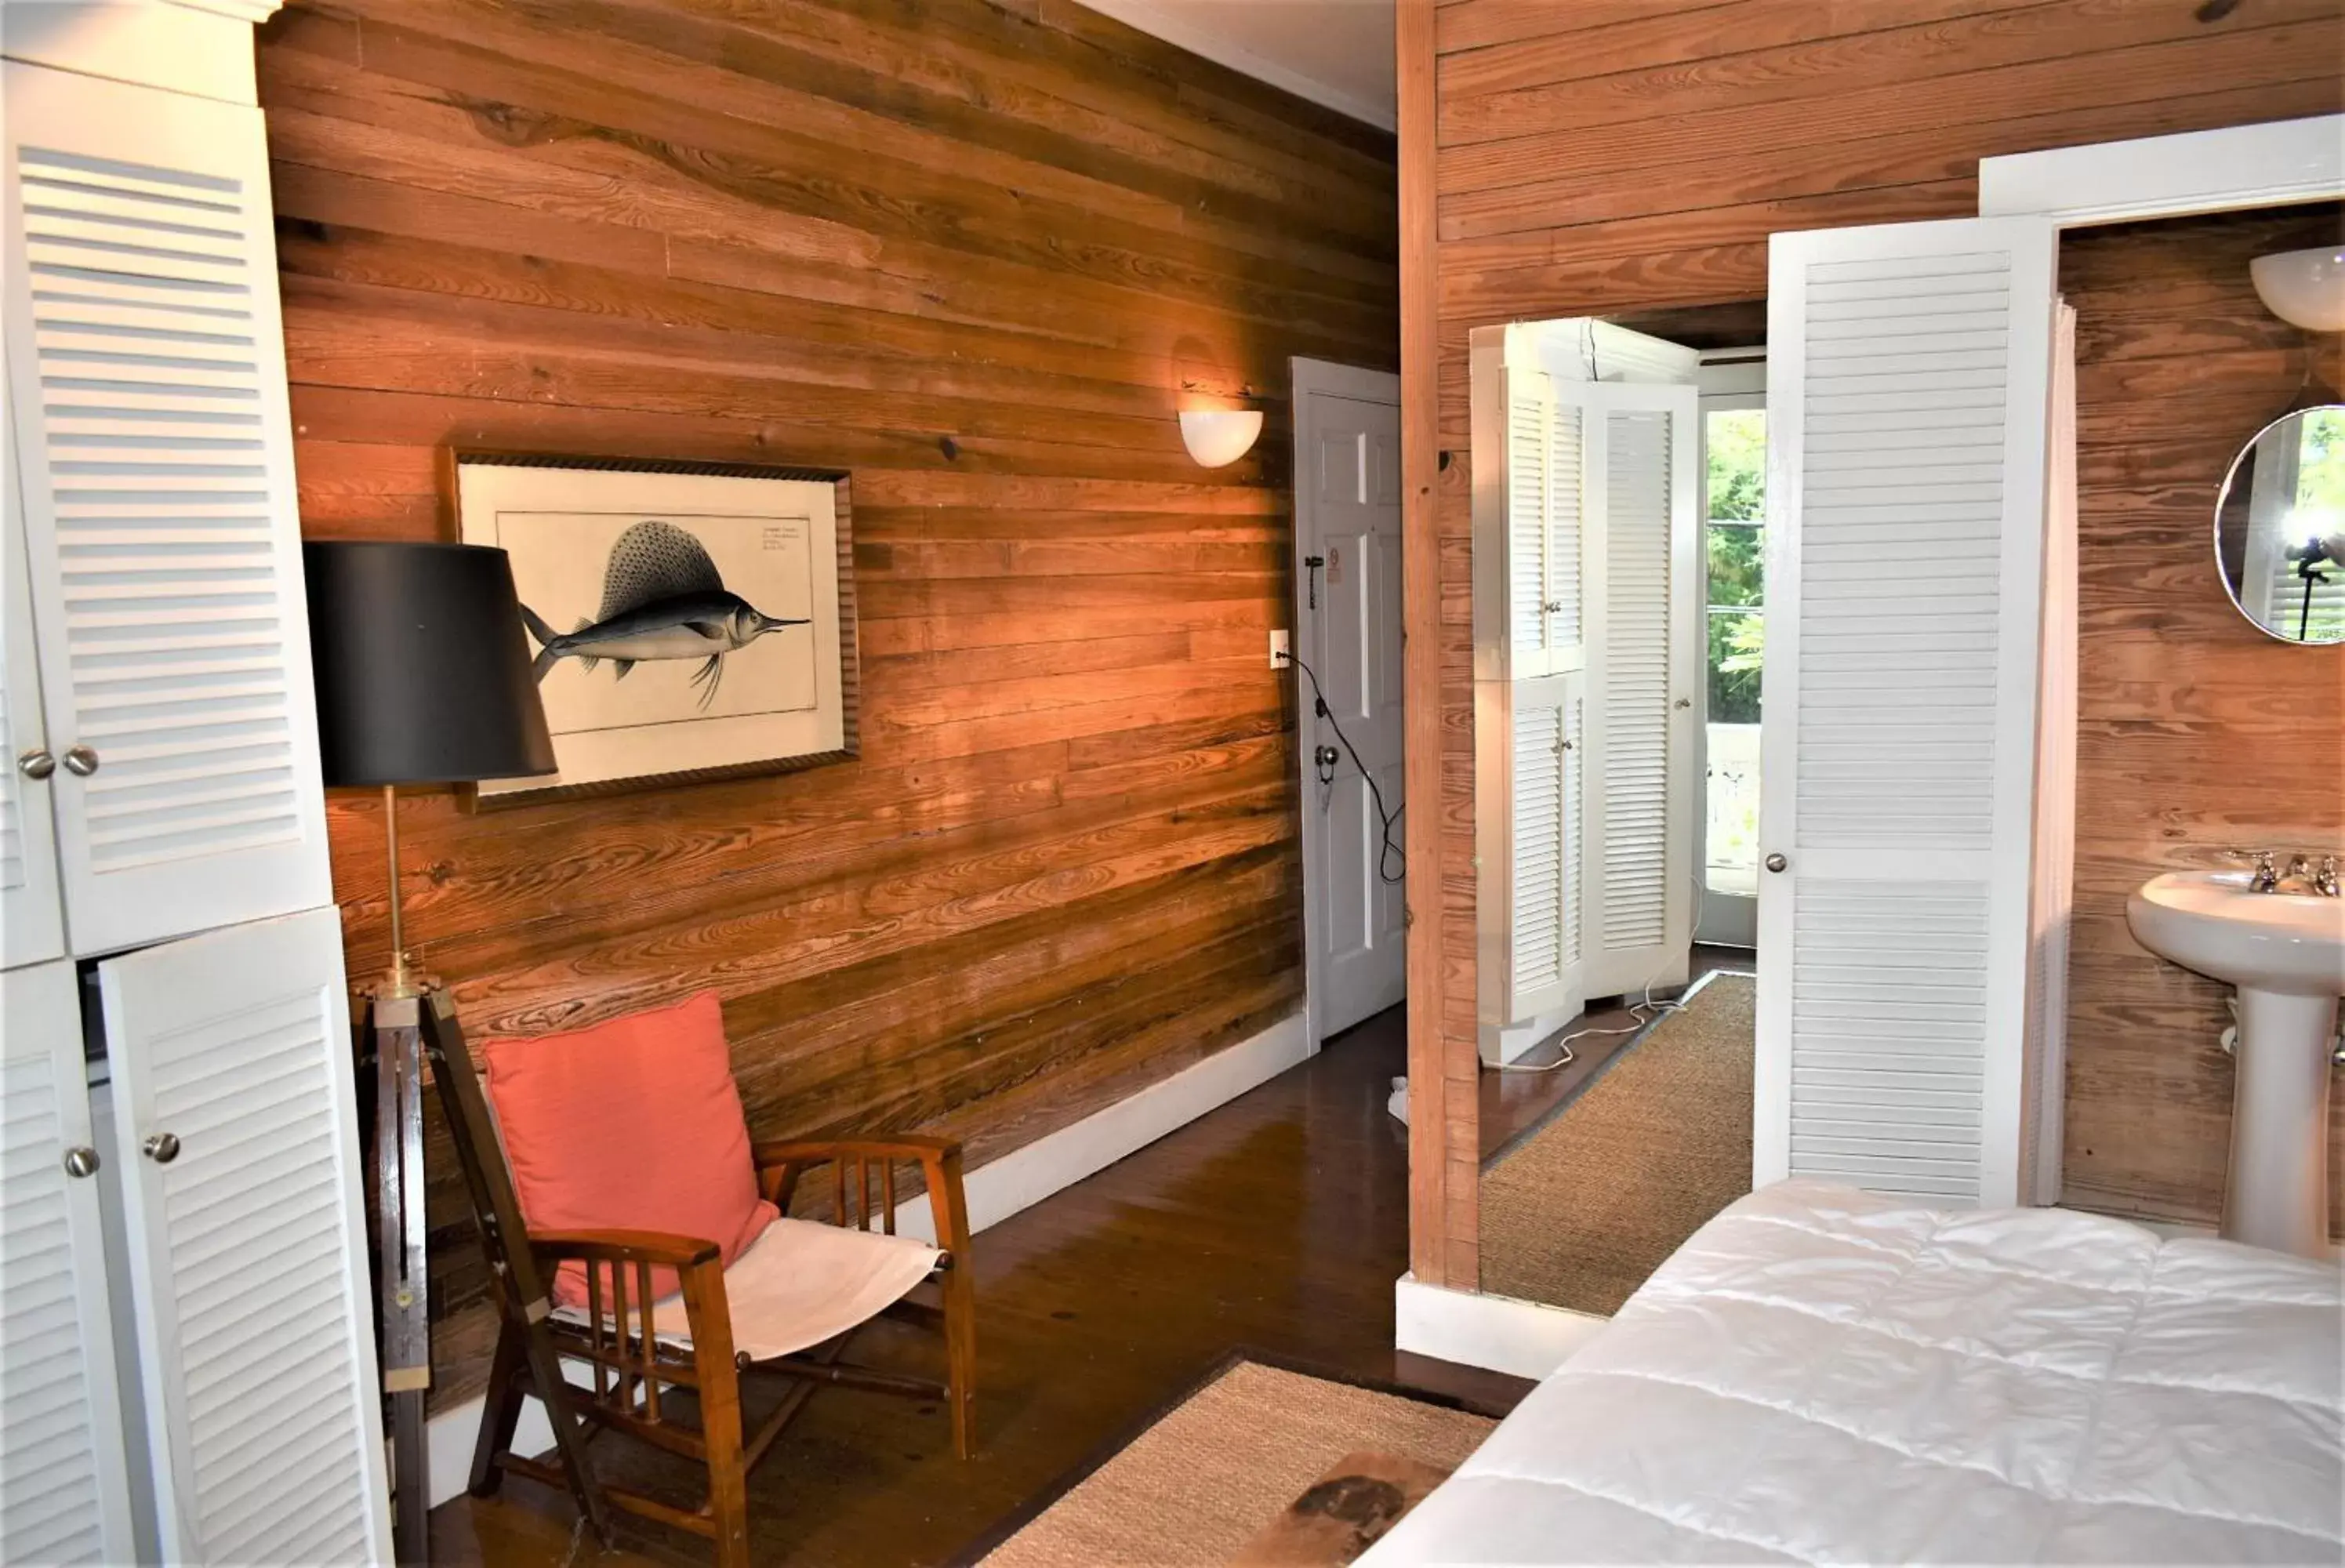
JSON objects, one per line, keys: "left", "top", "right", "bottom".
{"left": 305, "top": 542, "right": 609, "bottom": 1562}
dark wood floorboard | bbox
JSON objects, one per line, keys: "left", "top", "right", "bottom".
{"left": 1479, "top": 946, "right": 1753, "bottom": 1160}
{"left": 429, "top": 1005, "right": 1530, "bottom": 1568}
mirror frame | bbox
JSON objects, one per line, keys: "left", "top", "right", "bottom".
{"left": 2211, "top": 403, "right": 2345, "bottom": 647}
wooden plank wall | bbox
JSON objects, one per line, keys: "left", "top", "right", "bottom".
{"left": 2060, "top": 205, "right": 2345, "bottom": 1233}
{"left": 1408, "top": 0, "right": 2345, "bottom": 1286}
{"left": 256, "top": 0, "right": 1396, "bottom": 1406}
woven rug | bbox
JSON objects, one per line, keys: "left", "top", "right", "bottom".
{"left": 974, "top": 1359, "right": 1495, "bottom": 1567}
{"left": 1479, "top": 972, "right": 1755, "bottom": 1315}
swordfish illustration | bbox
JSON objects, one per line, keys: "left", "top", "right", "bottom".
{"left": 519, "top": 520, "right": 807, "bottom": 710}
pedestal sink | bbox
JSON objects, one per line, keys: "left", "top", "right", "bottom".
{"left": 2127, "top": 871, "right": 2345, "bottom": 1258}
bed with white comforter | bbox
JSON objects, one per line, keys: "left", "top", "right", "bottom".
{"left": 1366, "top": 1179, "right": 2343, "bottom": 1565}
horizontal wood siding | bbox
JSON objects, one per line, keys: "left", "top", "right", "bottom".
{"left": 260, "top": 0, "right": 1396, "bottom": 1406}
{"left": 2060, "top": 205, "right": 2345, "bottom": 1233}
{"left": 1413, "top": 0, "right": 2345, "bottom": 1282}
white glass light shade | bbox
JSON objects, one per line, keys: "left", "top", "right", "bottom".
{"left": 2250, "top": 247, "right": 2345, "bottom": 332}
{"left": 1178, "top": 408, "right": 1264, "bottom": 468}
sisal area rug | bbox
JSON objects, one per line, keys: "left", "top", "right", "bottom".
{"left": 1479, "top": 971, "right": 1755, "bottom": 1316}
{"left": 973, "top": 1359, "right": 1495, "bottom": 1568}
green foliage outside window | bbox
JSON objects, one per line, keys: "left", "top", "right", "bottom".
{"left": 1705, "top": 409, "right": 1766, "bottom": 724}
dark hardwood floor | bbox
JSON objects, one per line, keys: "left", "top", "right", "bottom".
{"left": 1479, "top": 946, "right": 1754, "bottom": 1161}
{"left": 430, "top": 1006, "right": 1528, "bottom": 1568}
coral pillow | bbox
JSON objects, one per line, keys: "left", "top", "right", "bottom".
{"left": 482, "top": 990, "right": 775, "bottom": 1308}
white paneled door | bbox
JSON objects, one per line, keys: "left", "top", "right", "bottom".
{"left": 100, "top": 907, "right": 390, "bottom": 1565}
{"left": 1297, "top": 369, "right": 1405, "bottom": 1041}
{"left": 1755, "top": 216, "right": 2060, "bottom": 1207}
{"left": 2, "top": 62, "right": 330, "bottom": 957}
{"left": 0, "top": 960, "right": 136, "bottom": 1567}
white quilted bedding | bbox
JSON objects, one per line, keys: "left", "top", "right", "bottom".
{"left": 1365, "top": 1180, "right": 2344, "bottom": 1565}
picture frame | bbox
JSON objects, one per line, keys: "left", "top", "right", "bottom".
{"left": 450, "top": 453, "right": 859, "bottom": 804}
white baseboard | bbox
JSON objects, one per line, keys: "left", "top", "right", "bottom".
{"left": 1393, "top": 1272, "right": 1607, "bottom": 1381}
{"left": 423, "top": 1007, "right": 1312, "bottom": 1507}
{"left": 1478, "top": 1001, "right": 1577, "bottom": 1067}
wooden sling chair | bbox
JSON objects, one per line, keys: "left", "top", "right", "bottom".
{"left": 441, "top": 989, "right": 976, "bottom": 1568}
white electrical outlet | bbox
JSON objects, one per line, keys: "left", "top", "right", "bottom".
{"left": 1269, "top": 630, "right": 1290, "bottom": 668}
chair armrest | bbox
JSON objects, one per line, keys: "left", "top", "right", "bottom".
{"left": 527, "top": 1229, "right": 722, "bottom": 1269}
{"left": 751, "top": 1138, "right": 971, "bottom": 1259}
{"left": 751, "top": 1135, "right": 961, "bottom": 1165}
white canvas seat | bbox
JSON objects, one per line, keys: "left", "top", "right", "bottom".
{"left": 553, "top": 1214, "right": 942, "bottom": 1363}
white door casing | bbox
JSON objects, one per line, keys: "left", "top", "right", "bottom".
{"left": 2, "top": 61, "right": 330, "bottom": 957}
{"left": 1294, "top": 361, "right": 1406, "bottom": 1042}
{"left": 2, "top": 378, "right": 65, "bottom": 970}
{"left": 1755, "top": 215, "right": 2060, "bottom": 1207}
{"left": 100, "top": 906, "right": 391, "bottom": 1564}
{"left": 0, "top": 958, "right": 137, "bottom": 1566}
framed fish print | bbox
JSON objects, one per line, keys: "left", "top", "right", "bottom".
{"left": 453, "top": 455, "right": 856, "bottom": 800}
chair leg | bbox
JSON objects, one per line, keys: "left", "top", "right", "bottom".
{"left": 942, "top": 1261, "right": 978, "bottom": 1460}
{"left": 686, "top": 1284, "right": 753, "bottom": 1568}
{"left": 468, "top": 1321, "right": 528, "bottom": 1497}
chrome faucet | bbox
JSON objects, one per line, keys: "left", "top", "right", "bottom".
{"left": 2227, "top": 848, "right": 2281, "bottom": 892}
{"left": 2229, "top": 848, "right": 2343, "bottom": 895}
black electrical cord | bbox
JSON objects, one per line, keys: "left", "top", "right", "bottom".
{"left": 1280, "top": 648, "right": 1405, "bottom": 884}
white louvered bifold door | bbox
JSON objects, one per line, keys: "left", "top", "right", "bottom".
{"left": 1494, "top": 672, "right": 1585, "bottom": 1022}
{"left": 2, "top": 62, "right": 330, "bottom": 958}
{"left": 1, "top": 960, "right": 136, "bottom": 1566}
{"left": 1483, "top": 367, "right": 1588, "bottom": 684}
{"left": 1578, "top": 382, "right": 1699, "bottom": 1000}
{"left": 100, "top": 907, "right": 390, "bottom": 1565}
{"left": 3, "top": 378, "right": 67, "bottom": 970}
{"left": 1755, "top": 216, "right": 2058, "bottom": 1207}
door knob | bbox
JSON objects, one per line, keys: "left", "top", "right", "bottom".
{"left": 1764, "top": 852, "right": 1788, "bottom": 873}
{"left": 63, "top": 1145, "right": 100, "bottom": 1178}
{"left": 142, "top": 1132, "right": 180, "bottom": 1164}
{"left": 62, "top": 745, "right": 99, "bottom": 776}
{"left": 1543, "top": 600, "right": 1563, "bottom": 614}
{"left": 16, "top": 748, "right": 54, "bottom": 780}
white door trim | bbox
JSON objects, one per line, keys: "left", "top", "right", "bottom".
{"left": 1977, "top": 114, "right": 2343, "bottom": 227}
{"left": 1291, "top": 358, "right": 1403, "bottom": 1050}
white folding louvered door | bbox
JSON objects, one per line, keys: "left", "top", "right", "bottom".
{"left": 1501, "top": 674, "right": 1585, "bottom": 1020}
{"left": 2, "top": 61, "right": 330, "bottom": 957}
{"left": 1474, "top": 347, "right": 1592, "bottom": 1027}
{"left": 1580, "top": 383, "right": 1699, "bottom": 1000}
{"left": 1755, "top": 216, "right": 2059, "bottom": 1207}
{"left": 100, "top": 906, "right": 390, "bottom": 1565}
{"left": 3, "top": 384, "right": 66, "bottom": 969}
{"left": 0, "top": 960, "right": 136, "bottom": 1566}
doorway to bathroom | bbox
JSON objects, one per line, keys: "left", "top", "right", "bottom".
{"left": 1468, "top": 306, "right": 1766, "bottom": 1319}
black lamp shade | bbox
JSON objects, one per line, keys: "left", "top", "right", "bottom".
{"left": 304, "top": 540, "right": 557, "bottom": 786}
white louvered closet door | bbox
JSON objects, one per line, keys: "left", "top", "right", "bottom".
{"left": 1, "top": 960, "right": 136, "bottom": 1567}
{"left": 100, "top": 907, "right": 390, "bottom": 1566}
{"left": 1502, "top": 673, "right": 1585, "bottom": 1021}
{"left": 3, "top": 381, "right": 67, "bottom": 969}
{"left": 2, "top": 62, "right": 330, "bottom": 957}
{"left": 1577, "top": 382, "right": 1700, "bottom": 1000}
{"left": 1492, "top": 367, "right": 1588, "bottom": 683}
{"left": 1476, "top": 351, "right": 1595, "bottom": 1029}
{"left": 1755, "top": 216, "right": 2059, "bottom": 1207}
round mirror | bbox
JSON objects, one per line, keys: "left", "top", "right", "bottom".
{"left": 2216, "top": 405, "right": 2345, "bottom": 644}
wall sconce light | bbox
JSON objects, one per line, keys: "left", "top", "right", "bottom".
{"left": 1179, "top": 408, "right": 1264, "bottom": 468}
{"left": 2251, "top": 246, "right": 2345, "bottom": 332}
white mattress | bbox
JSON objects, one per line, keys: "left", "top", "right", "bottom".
{"left": 1366, "top": 1180, "right": 2344, "bottom": 1565}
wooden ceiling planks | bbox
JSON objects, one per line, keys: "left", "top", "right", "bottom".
{"left": 261, "top": 0, "right": 1395, "bottom": 1406}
